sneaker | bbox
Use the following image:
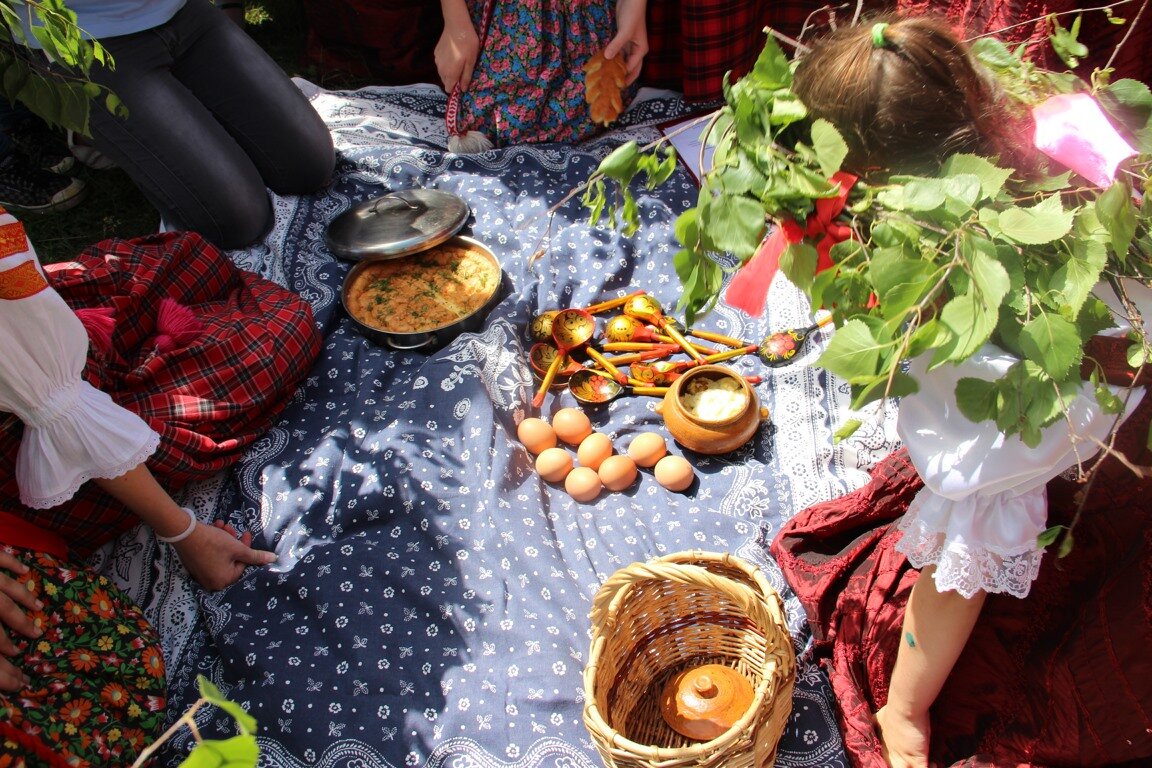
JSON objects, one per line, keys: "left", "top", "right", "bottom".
{"left": 0, "top": 153, "right": 86, "bottom": 213}
{"left": 67, "top": 130, "right": 117, "bottom": 170}
{"left": 8, "top": 115, "right": 75, "bottom": 175}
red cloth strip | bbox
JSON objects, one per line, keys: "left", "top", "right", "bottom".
{"left": 0, "top": 511, "right": 68, "bottom": 559}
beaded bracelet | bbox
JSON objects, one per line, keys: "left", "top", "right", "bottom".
{"left": 157, "top": 507, "right": 199, "bottom": 544}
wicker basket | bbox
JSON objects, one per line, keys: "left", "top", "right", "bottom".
{"left": 583, "top": 551, "right": 796, "bottom": 768}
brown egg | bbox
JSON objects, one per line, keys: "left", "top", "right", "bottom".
{"left": 565, "top": 466, "right": 603, "bottom": 502}
{"left": 654, "top": 455, "right": 695, "bottom": 492}
{"left": 627, "top": 431, "right": 668, "bottom": 468}
{"left": 598, "top": 454, "right": 638, "bottom": 491}
{"left": 535, "top": 447, "right": 574, "bottom": 483}
{"left": 576, "top": 432, "right": 614, "bottom": 470}
{"left": 552, "top": 407, "right": 593, "bottom": 445}
{"left": 517, "top": 417, "right": 557, "bottom": 454}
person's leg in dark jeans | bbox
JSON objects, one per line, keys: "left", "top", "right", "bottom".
{"left": 80, "top": 0, "right": 334, "bottom": 248}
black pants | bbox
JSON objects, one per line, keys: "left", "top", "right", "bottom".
{"left": 83, "top": 0, "right": 335, "bottom": 248}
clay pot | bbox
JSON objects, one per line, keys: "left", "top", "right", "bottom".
{"left": 655, "top": 365, "right": 767, "bottom": 454}
{"left": 659, "top": 663, "right": 754, "bottom": 741}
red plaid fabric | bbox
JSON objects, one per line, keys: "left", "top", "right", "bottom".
{"left": 642, "top": 1, "right": 852, "bottom": 103}
{"left": 0, "top": 232, "right": 321, "bottom": 554}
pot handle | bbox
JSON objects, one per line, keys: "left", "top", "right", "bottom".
{"left": 385, "top": 333, "right": 438, "bottom": 351}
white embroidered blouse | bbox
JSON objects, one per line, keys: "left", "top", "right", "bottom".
{"left": 895, "top": 281, "right": 1152, "bottom": 598}
{"left": 0, "top": 212, "right": 159, "bottom": 509}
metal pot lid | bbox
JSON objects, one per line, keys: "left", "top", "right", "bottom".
{"left": 326, "top": 188, "right": 470, "bottom": 260}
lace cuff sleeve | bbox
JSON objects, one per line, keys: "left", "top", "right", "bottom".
{"left": 896, "top": 485, "right": 1047, "bottom": 598}
{"left": 16, "top": 379, "right": 160, "bottom": 509}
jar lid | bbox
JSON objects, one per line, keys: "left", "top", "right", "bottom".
{"left": 326, "top": 188, "right": 470, "bottom": 261}
{"left": 659, "top": 663, "right": 754, "bottom": 741}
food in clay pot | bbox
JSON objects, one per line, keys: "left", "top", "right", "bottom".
{"left": 656, "top": 365, "right": 768, "bottom": 455}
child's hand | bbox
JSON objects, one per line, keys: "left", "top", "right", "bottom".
{"left": 0, "top": 550, "right": 40, "bottom": 692}
{"left": 436, "top": 0, "right": 481, "bottom": 93}
{"left": 172, "top": 521, "right": 276, "bottom": 592}
{"left": 875, "top": 704, "right": 934, "bottom": 768}
{"left": 607, "top": 0, "right": 649, "bottom": 84}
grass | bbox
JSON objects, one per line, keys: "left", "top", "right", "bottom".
{"left": 24, "top": 0, "right": 369, "bottom": 263}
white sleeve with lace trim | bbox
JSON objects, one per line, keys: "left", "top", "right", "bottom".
{"left": 0, "top": 215, "right": 159, "bottom": 509}
{"left": 894, "top": 343, "right": 1143, "bottom": 598}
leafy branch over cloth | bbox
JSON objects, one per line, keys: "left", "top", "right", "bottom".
{"left": 585, "top": 19, "right": 1152, "bottom": 448}
{"left": 131, "top": 676, "right": 260, "bottom": 768}
{"left": 0, "top": 0, "right": 124, "bottom": 134}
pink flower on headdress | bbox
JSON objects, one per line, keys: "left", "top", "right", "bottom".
{"left": 1032, "top": 92, "right": 1137, "bottom": 187}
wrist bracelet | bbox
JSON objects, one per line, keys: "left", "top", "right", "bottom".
{"left": 157, "top": 507, "right": 198, "bottom": 544}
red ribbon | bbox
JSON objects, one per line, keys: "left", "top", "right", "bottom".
{"left": 725, "top": 171, "right": 858, "bottom": 317}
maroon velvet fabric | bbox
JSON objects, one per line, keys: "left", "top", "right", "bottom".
{"left": 772, "top": 336, "right": 1152, "bottom": 767}
{"left": 300, "top": 0, "right": 443, "bottom": 85}
{"left": 897, "top": 0, "right": 1152, "bottom": 84}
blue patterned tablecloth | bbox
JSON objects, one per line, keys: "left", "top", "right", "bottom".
{"left": 93, "top": 82, "right": 900, "bottom": 768}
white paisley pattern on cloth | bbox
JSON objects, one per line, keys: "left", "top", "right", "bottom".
{"left": 94, "top": 82, "right": 899, "bottom": 767}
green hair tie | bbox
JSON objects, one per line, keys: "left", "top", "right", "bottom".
{"left": 871, "top": 22, "right": 890, "bottom": 49}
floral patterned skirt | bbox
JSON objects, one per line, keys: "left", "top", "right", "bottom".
{"left": 454, "top": 0, "right": 613, "bottom": 144}
{"left": 0, "top": 545, "right": 166, "bottom": 768}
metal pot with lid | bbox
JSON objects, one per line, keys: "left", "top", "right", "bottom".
{"left": 330, "top": 189, "right": 505, "bottom": 351}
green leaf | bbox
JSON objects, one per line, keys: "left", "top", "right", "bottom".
{"left": 955, "top": 375, "right": 997, "bottom": 423}
{"left": 942, "top": 153, "right": 1012, "bottom": 199}
{"left": 1093, "top": 374, "right": 1124, "bottom": 414}
{"left": 198, "top": 677, "right": 257, "bottom": 735}
{"left": 699, "top": 193, "right": 765, "bottom": 259}
{"left": 930, "top": 244, "right": 1009, "bottom": 365}
{"left": 810, "top": 118, "right": 847, "bottom": 177}
{"left": 673, "top": 247, "right": 722, "bottom": 326}
{"left": 1098, "top": 78, "right": 1152, "bottom": 153}
{"left": 816, "top": 317, "right": 891, "bottom": 384}
{"left": 750, "top": 32, "right": 792, "bottom": 89}
{"left": 779, "top": 241, "right": 817, "bottom": 292}
{"left": 992, "top": 360, "right": 1066, "bottom": 443}
{"left": 597, "top": 141, "right": 640, "bottom": 183}
{"left": 1052, "top": 215, "right": 1108, "bottom": 316}
{"left": 833, "top": 418, "right": 862, "bottom": 442}
{"left": 866, "top": 248, "right": 939, "bottom": 318}
{"left": 179, "top": 736, "right": 259, "bottom": 768}
{"left": 1018, "top": 312, "right": 1081, "bottom": 377}
{"left": 850, "top": 369, "right": 920, "bottom": 407}
{"left": 998, "top": 193, "right": 1074, "bottom": 244}
{"left": 1127, "top": 336, "right": 1152, "bottom": 368}
{"left": 770, "top": 92, "right": 808, "bottom": 126}
{"left": 1050, "top": 14, "right": 1088, "bottom": 69}
{"left": 583, "top": 179, "right": 606, "bottom": 227}
{"left": 904, "top": 318, "right": 946, "bottom": 359}
{"left": 940, "top": 173, "right": 983, "bottom": 213}
{"left": 1097, "top": 181, "right": 1138, "bottom": 260}
{"left": 1036, "top": 525, "right": 1065, "bottom": 549}
{"left": 714, "top": 156, "right": 766, "bottom": 196}
{"left": 1058, "top": 528, "right": 1075, "bottom": 558}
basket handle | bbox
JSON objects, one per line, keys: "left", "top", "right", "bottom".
{"left": 589, "top": 558, "right": 783, "bottom": 636}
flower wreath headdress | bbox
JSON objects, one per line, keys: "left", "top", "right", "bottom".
{"left": 586, "top": 15, "right": 1152, "bottom": 446}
